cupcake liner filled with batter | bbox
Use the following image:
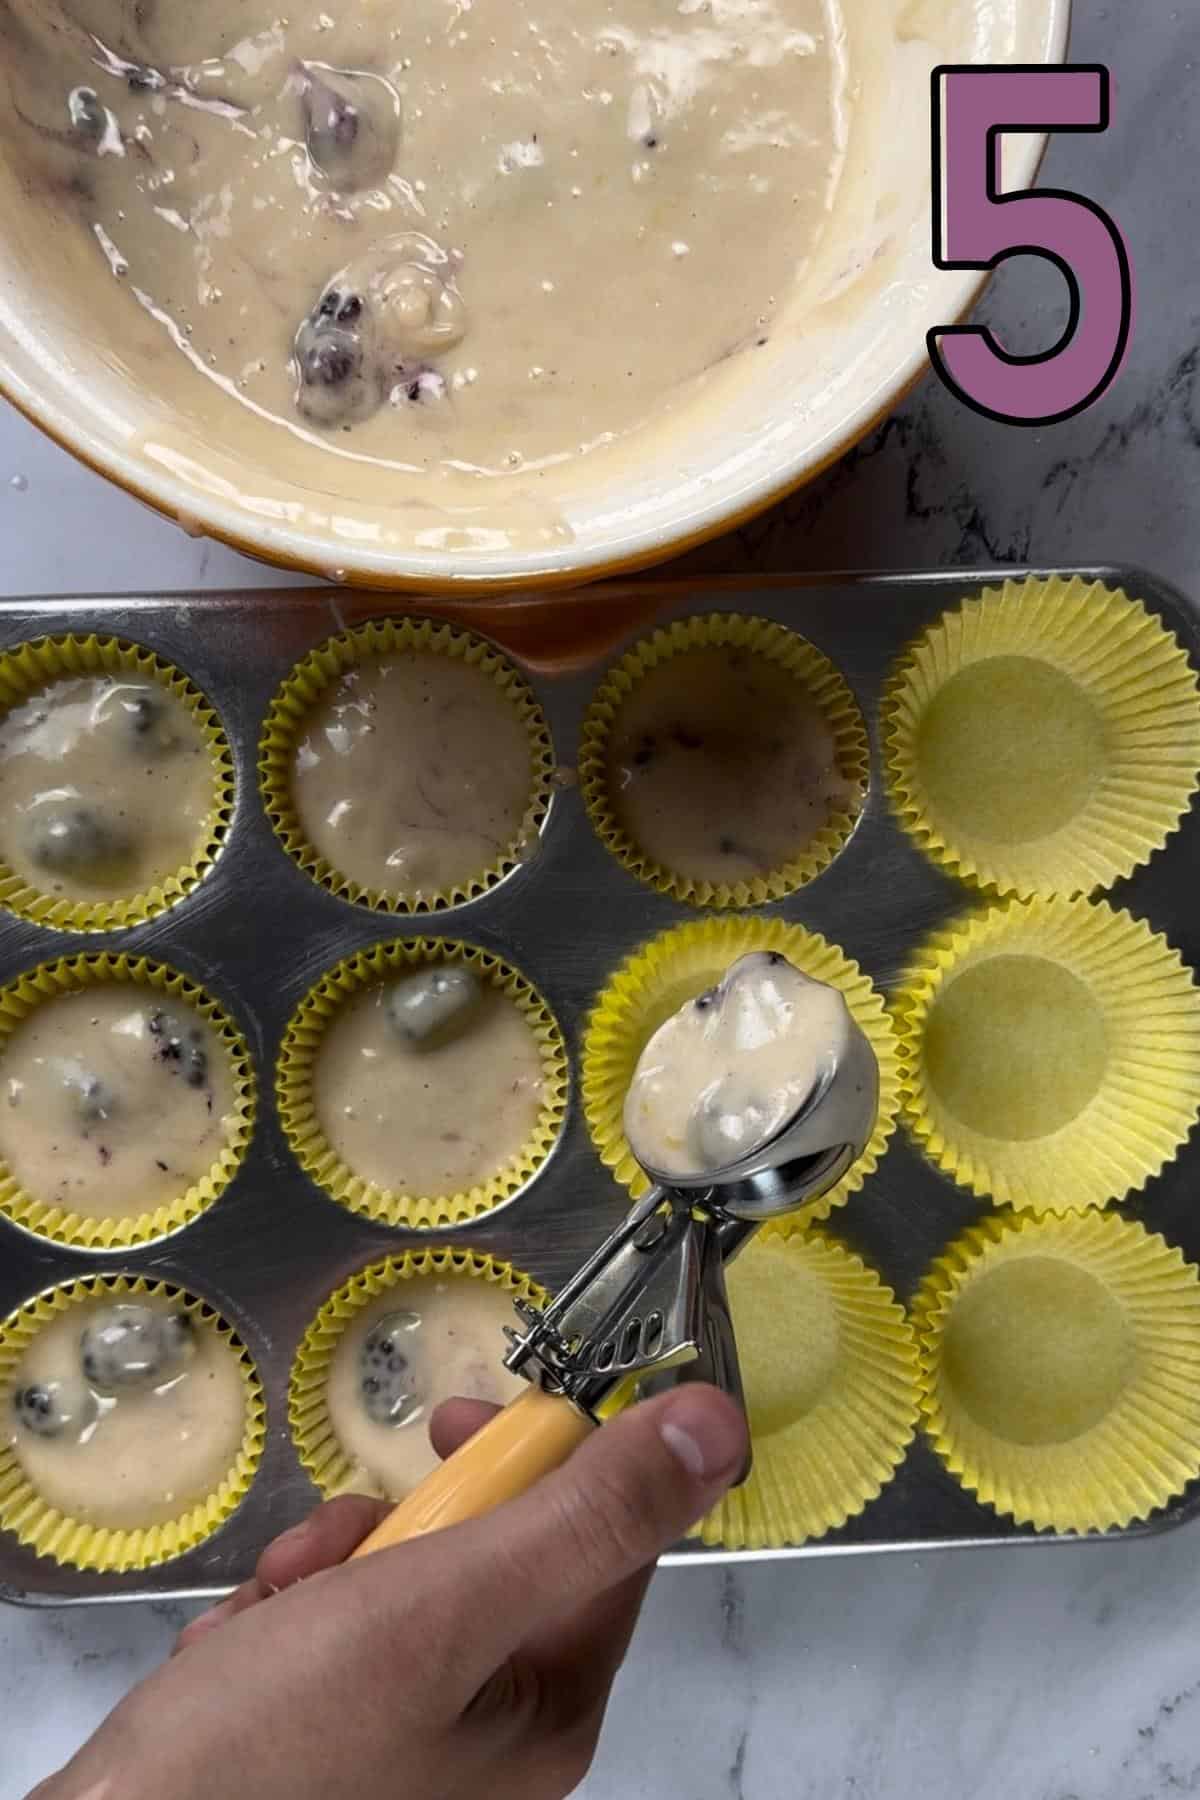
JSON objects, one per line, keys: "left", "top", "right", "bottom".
{"left": 582, "top": 915, "right": 901, "bottom": 1230}
{"left": 0, "top": 1275, "right": 265, "bottom": 1572}
{"left": 278, "top": 938, "right": 568, "bottom": 1229}
{"left": 290, "top": 1249, "right": 543, "bottom": 1503}
{"left": 0, "top": 955, "right": 255, "bottom": 1251}
{"left": 895, "top": 897, "right": 1200, "bottom": 1213}
{"left": 912, "top": 1212, "right": 1200, "bottom": 1535}
{"left": 579, "top": 614, "right": 868, "bottom": 908}
{"left": 260, "top": 616, "right": 554, "bottom": 914}
{"left": 0, "top": 635, "right": 233, "bottom": 931}
{"left": 883, "top": 576, "right": 1200, "bottom": 901}
{"left": 697, "top": 1233, "right": 919, "bottom": 1550}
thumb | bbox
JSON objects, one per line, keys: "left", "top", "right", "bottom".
{"left": 462, "top": 1384, "right": 747, "bottom": 1658}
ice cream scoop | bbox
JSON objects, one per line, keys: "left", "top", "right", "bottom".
{"left": 351, "top": 954, "right": 878, "bottom": 1556}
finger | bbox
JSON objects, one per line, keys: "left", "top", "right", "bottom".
{"left": 430, "top": 1396, "right": 501, "bottom": 1462}
{"left": 174, "top": 1417, "right": 496, "bottom": 1664}
{"left": 174, "top": 1496, "right": 390, "bottom": 1656}
{"left": 256, "top": 1494, "right": 392, "bottom": 1593}
{"left": 513, "top": 1562, "right": 653, "bottom": 1739}
{"left": 524, "top": 1563, "right": 653, "bottom": 1690}
{"left": 495, "top": 1573, "right": 654, "bottom": 1793}
{"left": 445, "top": 1384, "right": 746, "bottom": 1679}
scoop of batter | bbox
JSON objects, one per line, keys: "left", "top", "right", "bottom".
{"left": 325, "top": 1276, "right": 526, "bottom": 1500}
{"left": 315, "top": 969, "right": 544, "bottom": 1199}
{"left": 604, "top": 646, "right": 862, "bottom": 888}
{"left": 5, "top": 1293, "right": 247, "bottom": 1531}
{"left": 0, "top": 671, "right": 216, "bottom": 904}
{"left": 0, "top": 986, "right": 238, "bottom": 1220}
{"left": 291, "top": 650, "right": 534, "bottom": 902}
{"left": 624, "top": 952, "right": 856, "bottom": 1179}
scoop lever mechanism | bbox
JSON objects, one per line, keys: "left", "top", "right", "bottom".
{"left": 503, "top": 1187, "right": 734, "bottom": 1402}
{"left": 499, "top": 1146, "right": 864, "bottom": 1488}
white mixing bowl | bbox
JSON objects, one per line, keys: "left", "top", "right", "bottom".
{"left": 0, "top": 1, "right": 1069, "bottom": 593}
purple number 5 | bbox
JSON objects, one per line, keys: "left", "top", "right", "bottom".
{"left": 929, "top": 66, "right": 1133, "bottom": 427}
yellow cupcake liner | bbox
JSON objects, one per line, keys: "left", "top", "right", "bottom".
{"left": 895, "top": 896, "right": 1200, "bottom": 1213}
{"left": 0, "top": 634, "right": 233, "bottom": 931}
{"left": 289, "top": 1248, "right": 544, "bottom": 1501}
{"left": 0, "top": 1274, "right": 265, "bottom": 1572}
{"left": 578, "top": 613, "right": 869, "bottom": 908}
{"left": 259, "top": 616, "right": 555, "bottom": 914}
{"left": 278, "top": 938, "right": 568, "bottom": 1229}
{"left": 0, "top": 954, "right": 255, "bottom": 1250}
{"left": 883, "top": 576, "right": 1200, "bottom": 901}
{"left": 581, "top": 915, "right": 901, "bottom": 1229}
{"left": 697, "top": 1233, "right": 919, "bottom": 1549}
{"left": 912, "top": 1211, "right": 1200, "bottom": 1534}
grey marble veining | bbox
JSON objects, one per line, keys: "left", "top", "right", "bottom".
{"left": 4, "top": 4, "right": 1200, "bottom": 1797}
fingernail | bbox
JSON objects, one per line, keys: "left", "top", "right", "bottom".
{"left": 660, "top": 1389, "right": 746, "bottom": 1482}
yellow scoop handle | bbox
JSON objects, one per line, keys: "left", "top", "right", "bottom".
{"left": 350, "top": 1386, "right": 594, "bottom": 1557}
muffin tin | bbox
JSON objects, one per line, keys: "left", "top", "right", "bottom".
{"left": 2, "top": 565, "right": 1199, "bottom": 1607}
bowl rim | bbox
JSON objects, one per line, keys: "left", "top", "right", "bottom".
{"left": 0, "top": 0, "right": 1072, "bottom": 593}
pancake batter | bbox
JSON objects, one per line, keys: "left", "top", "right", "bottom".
{"left": 315, "top": 967, "right": 546, "bottom": 1197}
{"left": 0, "top": 0, "right": 847, "bottom": 477}
{"left": 0, "top": 986, "right": 238, "bottom": 1218}
{"left": 604, "top": 646, "right": 861, "bottom": 885}
{"left": 624, "top": 950, "right": 856, "bottom": 1177}
{"left": 292, "top": 651, "right": 535, "bottom": 900}
{"left": 324, "top": 1276, "right": 525, "bottom": 1500}
{"left": 0, "top": 670, "right": 215, "bottom": 903}
{"left": 6, "top": 1295, "right": 247, "bottom": 1530}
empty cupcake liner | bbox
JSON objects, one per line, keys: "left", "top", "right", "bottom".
{"left": 912, "top": 1211, "right": 1200, "bottom": 1534}
{"left": 578, "top": 612, "right": 869, "bottom": 908}
{"left": 895, "top": 896, "right": 1200, "bottom": 1213}
{"left": 0, "top": 634, "right": 233, "bottom": 931}
{"left": 289, "top": 1248, "right": 543, "bottom": 1502}
{"left": 697, "top": 1233, "right": 919, "bottom": 1549}
{"left": 0, "top": 954, "right": 255, "bottom": 1250}
{"left": 582, "top": 915, "right": 901, "bottom": 1229}
{"left": 883, "top": 576, "right": 1200, "bottom": 900}
{"left": 259, "top": 615, "right": 555, "bottom": 914}
{"left": 277, "top": 937, "right": 568, "bottom": 1229}
{"left": 0, "top": 1275, "right": 265, "bottom": 1572}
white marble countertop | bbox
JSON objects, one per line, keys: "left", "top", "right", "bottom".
{"left": 4, "top": 5, "right": 1200, "bottom": 1795}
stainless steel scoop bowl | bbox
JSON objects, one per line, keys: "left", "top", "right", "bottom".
{"left": 633, "top": 989, "right": 880, "bottom": 1220}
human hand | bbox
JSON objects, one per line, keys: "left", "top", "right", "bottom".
{"left": 37, "top": 1384, "right": 747, "bottom": 1800}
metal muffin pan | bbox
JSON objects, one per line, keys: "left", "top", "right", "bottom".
{"left": 2, "top": 565, "right": 1199, "bottom": 1607}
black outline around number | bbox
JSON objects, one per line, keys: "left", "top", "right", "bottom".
{"left": 928, "top": 62, "right": 1134, "bottom": 429}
